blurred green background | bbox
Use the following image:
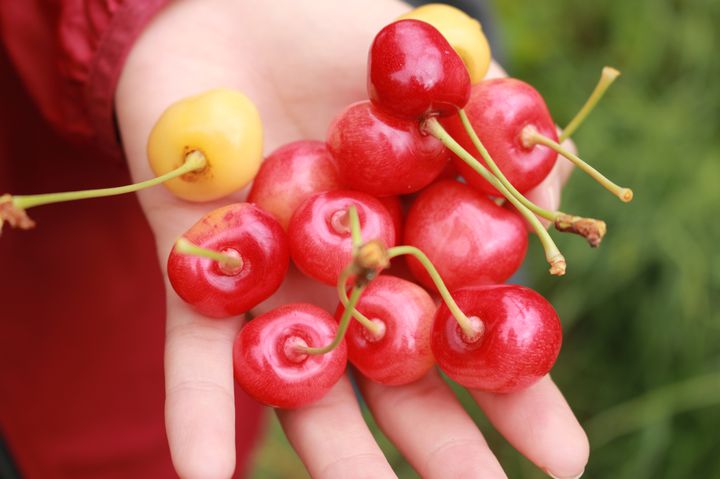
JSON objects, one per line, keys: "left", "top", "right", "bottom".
{"left": 250, "top": 0, "right": 720, "bottom": 477}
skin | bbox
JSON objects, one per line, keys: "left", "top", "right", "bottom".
{"left": 115, "top": 1, "right": 587, "bottom": 478}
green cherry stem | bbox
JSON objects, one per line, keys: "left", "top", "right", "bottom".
{"left": 174, "top": 237, "right": 243, "bottom": 274}
{"left": 337, "top": 204, "right": 385, "bottom": 335}
{"left": 522, "top": 126, "right": 633, "bottom": 203}
{"left": 560, "top": 66, "right": 621, "bottom": 142}
{"left": 457, "top": 109, "right": 608, "bottom": 247}
{"left": 303, "top": 282, "right": 366, "bottom": 355}
{"left": 336, "top": 267, "right": 384, "bottom": 335}
{"left": 1, "top": 150, "right": 207, "bottom": 234}
{"left": 15, "top": 150, "right": 206, "bottom": 210}
{"left": 457, "top": 109, "right": 556, "bottom": 221}
{"left": 387, "top": 245, "right": 480, "bottom": 339}
{"left": 424, "top": 117, "right": 566, "bottom": 275}
{"left": 348, "top": 204, "right": 362, "bottom": 252}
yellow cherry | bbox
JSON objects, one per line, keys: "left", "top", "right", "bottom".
{"left": 147, "top": 88, "right": 263, "bottom": 202}
{"left": 399, "top": 3, "right": 491, "bottom": 83}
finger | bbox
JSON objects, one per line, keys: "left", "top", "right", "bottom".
{"left": 525, "top": 160, "right": 565, "bottom": 228}
{"left": 471, "top": 375, "right": 589, "bottom": 479}
{"left": 252, "top": 264, "right": 338, "bottom": 317}
{"left": 525, "top": 137, "right": 576, "bottom": 228}
{"left": 556, "top": 137, "right": 577, "bottom": 185}
{"left": 485, "top": 59, "right": 508, "bottom": 80}
{"left": 277, "top": 376, "right": 397, "bottom": 479}
{"left": 164, "top": 296, "right": 243, "bottom": 479}
{"left": 358, "top": 370, "right": 507, "bottom": 479}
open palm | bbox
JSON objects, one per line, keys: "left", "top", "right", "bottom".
{"left": 115, "top": 1, "right": 586, "bottom": 478}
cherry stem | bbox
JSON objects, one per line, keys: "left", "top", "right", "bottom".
{"left": 173, "top": 237, "right": 243, "bottom": 272}
{"left": 523, "top": 127, "right": 633, "bottom": 203}
{"left": 387, "top": 245, "right": 480, "bottom": 339}
{"left": 337, "top": 267, "right": 384, "bottom": 336}
{"left": 457, "top": 110, "right": 608, "bottom": 248}
{"left": 560, "top": 66, "right": 621, "bottom": 142}
{"left": 457, "top": 109, "right": 558, "bottom": 221}
{"left": 11, "top": 150, "right": 207, "bottom": 210}
{"left": 424, "top": 117, "right": 566, "bottom": 276}
{"left": 337, "top": 204, "right": 385, "bottom": 335}
{"left": 348, "top": 205, "right": 362, "bottom": 251}
{"left": 303, "top": 283, "right": 366, "bottom": 355}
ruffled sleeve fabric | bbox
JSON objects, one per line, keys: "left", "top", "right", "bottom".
{"left": 0, "top": 0, "right": 170, "bottom": 156}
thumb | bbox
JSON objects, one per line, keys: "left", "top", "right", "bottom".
{"left": 114, "top": 4, "right": 257, "bottom": 478}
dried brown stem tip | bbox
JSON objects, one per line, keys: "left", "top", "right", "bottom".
{"left": 554, "top": 214, "right": 608, "bottom": 248}
{"left": 549, "top": 254, "right": 567, "bottom": 276}
{"left": 0, "top": 194, "right": 36, "bottom": 235}
{"left": 352, "top": 239, "right": 390, "bottom": 286}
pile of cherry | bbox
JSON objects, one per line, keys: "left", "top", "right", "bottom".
{"left": 0, "top": 4, "right": 631, "bottom": 409}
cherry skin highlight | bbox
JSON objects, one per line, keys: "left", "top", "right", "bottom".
{"left": 334, "top": 275, "right": 436, "bottom": 385}
{"left": 233, "top": 303, "right": 347, "bottom": 408}
{"left": 248, "top": 140, "right": 341, "bottom": 230}
{"left": 443, "top": 78, "right": 558, "bottom": 195}
{"left": 288, "top": 190, "right": 395, "bottom": 285}
{"left": 368, "top": 19, "right": 471, "bottom": 119}
{"left": 167, "top": 203, "right": 289, "bottom": 318}
{"left": 404, "top": 180, "right": 528, "bottom": 292}
{"left": 432, "top": 284, "right": 562, "bottom": 393}
{"left": 327, "top": 101, "right": 449, "bottom": 197}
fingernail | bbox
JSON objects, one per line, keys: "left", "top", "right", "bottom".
{"left": 547, "top": 470, "right": 584, "bottom": 479}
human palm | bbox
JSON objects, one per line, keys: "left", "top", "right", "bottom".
{"left": 116, "top": 1, "right": 587, "bottom": 478}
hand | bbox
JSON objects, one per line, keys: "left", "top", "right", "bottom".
{"left": 116, "top": 1, "right": 588, "bottom": 477}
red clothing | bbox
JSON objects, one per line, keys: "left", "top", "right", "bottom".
{"left": 0, "top": 2, "right": 262, "bottom": 477}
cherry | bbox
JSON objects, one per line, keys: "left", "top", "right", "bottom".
{"left": 167, "top": 203, "right": 289, "bottom": 318}
{"left": 288, "top": 190, "right": 395, "bottom": 286}
{"left": 434, "top": 161, "right": 460, "bottom": 182}
{"left": 327, "top": 101, "right": 449, "bottom": 197}
{"left": 232, "top": 303, "right": 347, "bottom": 408}
{"left": 1, "top": 88, "right": 265, "bottom": 233}
{"left": 148, "top": 88, "right": 264, "bottom": 201}
{"left": 442, "top": 78, "right": 558, "bottom": 196}
{"left": 368, "top": 19, "right": 470, "bottom": 119}
{"left": 432, "top": 284, "right": 562, "bottom": 393}
{"left": 403, "top": 180, "right": 528, "bottom": 292}
{"left": 247, "top": 140, "right": 341, "bottom": 230}
{"left": 334, "top": 275, "right": 436, "bottom": 385}
{"left": 377, "top": 195, "right": 404, "bottom": 243}
{"left": 398, "top": 3, "right": 492, "bottom": 84}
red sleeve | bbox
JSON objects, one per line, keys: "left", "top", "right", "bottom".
{"left": 0, "top": 0, "right": 170, "bottom": 156}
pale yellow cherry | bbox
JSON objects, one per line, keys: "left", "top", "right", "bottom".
{"left": 147, "top": 88, "right": 263, "bottom": 202}
{"left": 399, "top": 3, "right": 491, "bottom": 83}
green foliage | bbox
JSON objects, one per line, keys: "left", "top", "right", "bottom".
{"left": 251, "top": 0, "right": 720, "bottom": 476}
{"left": 499, "top": 0, "right": 720, "bottom": 476}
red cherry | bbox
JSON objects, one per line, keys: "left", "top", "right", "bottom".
{"left": 432, "top": 284, "right": 562, "bottom": 393}
{"left": 335, "top": 275, "right": 436, "bottom": 385}
{"left": 443, "top": 78, "right": 558, "bottom": 195}
{"left": 404, "top": 180, "right": 527, "bottom": 291}
{"left": 233, "top": 303, "right": 347, "bottom": 408}
{"left": 248, "top": 140, "right": 341, "bottom": 230}
{"left": 434, "top": 160, "right": 460, "bottom": 182}
{"left": 327, "top": 101, "right": 449, "bottom": 197}
{"left": 378, "top": 195, "right": 404, "bottom": 242}
{"left": 368, "top": 19, "right": 471, "bottom": 119}
{"left": 167, "top": 203, "right": 289, "bottom": 318}
{"left": 288, "top": 190, "right": 395, "bottom": 285}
